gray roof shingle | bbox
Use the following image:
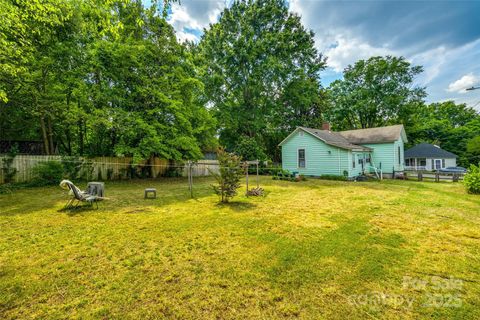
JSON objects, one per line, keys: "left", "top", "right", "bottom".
{"left": 300, "top": 127, "right": 372, "bottom": 151}
{"left": 338, "top": 125, "right": 406, "bottom": 144}
{"left": 404, "top": 143, "right": 457, "bottom": 158}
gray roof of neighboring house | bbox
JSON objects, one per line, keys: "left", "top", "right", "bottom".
{"left": 338, "top": 125, "right": 407, "bottom": 144}
{"left": 404, "top": 143, "right": 458, "bottom": 158}
{"left": 298, "top": 127, "right": 372, "bottom": 151}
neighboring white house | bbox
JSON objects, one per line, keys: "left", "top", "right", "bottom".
{"left": 404, "top": 143, "right": 457, "bottom": 171}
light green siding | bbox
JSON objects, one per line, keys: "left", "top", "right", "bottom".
{"left": 393, "top": 138, "right": 405, "bottom": 171}
{"left": 361, "top": 137, "right": 405, "bottom": 174}
{"left": 281, "top": 131, "right": 350, "bottom": 176}
{"left": 361, "top": 143, "right": 394, "bottom": 173}
{"left": 280, "top": 128, "right": 406, "bottom": 178}
{"left": 350, "top": 152, "right": 371, "bottom": 176}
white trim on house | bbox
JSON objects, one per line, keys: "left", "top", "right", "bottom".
{"left": 297, "top": 147, "right": 306, "bottom": 169}
{"left": 405, "top": 157, "right": 456, "bottom": 171}
{"left": 278, "top": 127, "right": 333, "bottom": 148}
{"left": 278, "top": 128, "right": 308, "bottom": 146}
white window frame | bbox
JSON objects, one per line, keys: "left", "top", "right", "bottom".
{"left": 297, "top": 148, "right": 306, "bottom": 169}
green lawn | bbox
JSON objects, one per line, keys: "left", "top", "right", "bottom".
{"left": 1, "top": 177, "right": 479, "bottom": 319}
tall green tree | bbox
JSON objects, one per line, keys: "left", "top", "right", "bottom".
{"left": 199, "top": 0, "right": 326, "bottom": 161}
{"left": 327, "top": 56, "right": 426, "bottom": 130}
{"left": 1, "top": 0, "right": 216, "bottom": 162}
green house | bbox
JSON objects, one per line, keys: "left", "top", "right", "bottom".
{"left": 279, "top": 124, "right": 407, "bottom": 179}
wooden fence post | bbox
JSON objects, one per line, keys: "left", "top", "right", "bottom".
{"left": 245, "top": 162, "right": 249, "bottom": 196}
{"left": 187, "top": 161, "right": 193, "bottom": 198}
{"left": 418, "top": 172, "right": 423, "bottom": 181}
{"left": 256, "top": 160, "right": 259, "bottom": 189}
{"left": 435, "top": 172, "right": 440, "bottom": 182}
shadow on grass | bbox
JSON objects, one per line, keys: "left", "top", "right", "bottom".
{"left": 0, "top": 177, "right": 217, "bottom": 217}
{"left": 57, "top": 204, "right": 98, "bottom": 216}
{"left": 215, "top": 201, "right": 257, "bottom": 212}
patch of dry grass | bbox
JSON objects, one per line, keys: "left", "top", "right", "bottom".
{"left": 0, "top": 177, "right": 479, "bottom": 319}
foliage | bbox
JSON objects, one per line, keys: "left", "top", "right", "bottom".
{"left": 31, "top": 161, "right": 64, "bottom": 186}
{"left": 233, "top": 136, "right": 268, "bottom": 161}
{"left": 2, "top": 0, "right": 479, "bottom": 170}
{"left": 0, "top": 0, "right": 215, "bottom": 161}
{"left": 406, "top": 101, "right": 480, "bottom": 166}
{"left": 264, "top": 164, "right": 283, "bottom": 176}
{"left": 464, "top": 164, "right": 480, "bottom": 194}
{"left": 210, "top": 148, "right": 243, "bottom": 202}
{"left": 467, "top": 136, "right": 480, "bottom": 155}
{"left": 327, "top": 56, "right": 425, "bottom": 130}
{"left": 272, "top": 169, "right": 296, "bottom": 181}
{"left": 61, "top": 156, "right": 84, "bottom": 180}
{"left": 200, "top": 0, "right": 327, "bottom": 161}
{"left": 1, "top": 145, "right": 18, "bottom": 183}
{"left": 319, "top": 174, "right": 348, "bottom": 181}
{"left": 327, "top": 55, "right": 480, "bottom": 167}
{"left": 466, "top": 136, "right": 480, "bottom": 165}
{"left": 162, "top": 163, "right": 184, "bottom": 177}
{"left": 296, "top": 174, "right": 307, "bottom": 182}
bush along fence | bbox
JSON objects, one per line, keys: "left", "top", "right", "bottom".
{"left": 0, "top": 155, "right": 220, "bottom": 185}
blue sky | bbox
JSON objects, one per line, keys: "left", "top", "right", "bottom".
{"left": 162, "top": 0, "right": 480, "bottom": 110}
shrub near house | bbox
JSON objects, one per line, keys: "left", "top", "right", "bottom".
{"left": 464, "top": 164, "right": 480, "bottom": 194}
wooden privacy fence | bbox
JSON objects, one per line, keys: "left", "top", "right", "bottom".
{"left": 0, "top": 155, "right": 219, "bottom": 184}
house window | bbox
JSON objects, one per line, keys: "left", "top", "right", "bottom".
{"left": 398, "top": 146, "right": 401, "bottom": 165}
{"left": 366, "top": 154, "right": 371, "bottom": 163}
{"left": 298, "top": 149, "right": 305, "bottom": 168}
{"left": 406, "top": 158, "right": 410, "bottom": 166}
{"left": 352, "top": 154, "right": 356, "bottom": 169}
{"left": 442, "top": 159, "right": 445, "bottom": 168}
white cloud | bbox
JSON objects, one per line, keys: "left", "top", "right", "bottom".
{"left": 409, "top": 46, "right": 448, "bottom": 86}
{"left": 447, "top": 73, "right": 480, "bottom": 93}
{"left": 167, "top": 0, "right": 226, "bottom": 42}
{"left": 163, "top": 0, "right": 480, "bottom": 110}
{"left": 324, "top": 36, "right": 393, "bottom": 72}
{"left": 289, "top": 0, "right": 393, "bottom": 72}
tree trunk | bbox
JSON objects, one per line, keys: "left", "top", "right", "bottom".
{"left": 78, "top": 119, "right": 84, "bottom": 155}
{"left": 47, "top": 115, "right": 55, "bottom": 154}
{"left": 40, "top": 115, "right": 50, "bottom": 155}
{"left": 66, "top": 128, "right": 72, "bottom": 155}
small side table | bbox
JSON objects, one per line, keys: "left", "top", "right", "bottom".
{"left": 144, "top": 188, "right": 157, "bottom": 199}
{"left": 86, "top": 182, "right": 105, "bottom": 197}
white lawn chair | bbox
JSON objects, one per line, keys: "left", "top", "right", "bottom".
{"left": 60, "top": 180, "right": 101, "bottom": 209}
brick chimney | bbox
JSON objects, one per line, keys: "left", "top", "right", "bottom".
{"left": 322, "top": 122, "right": 331, "bottom": 131}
